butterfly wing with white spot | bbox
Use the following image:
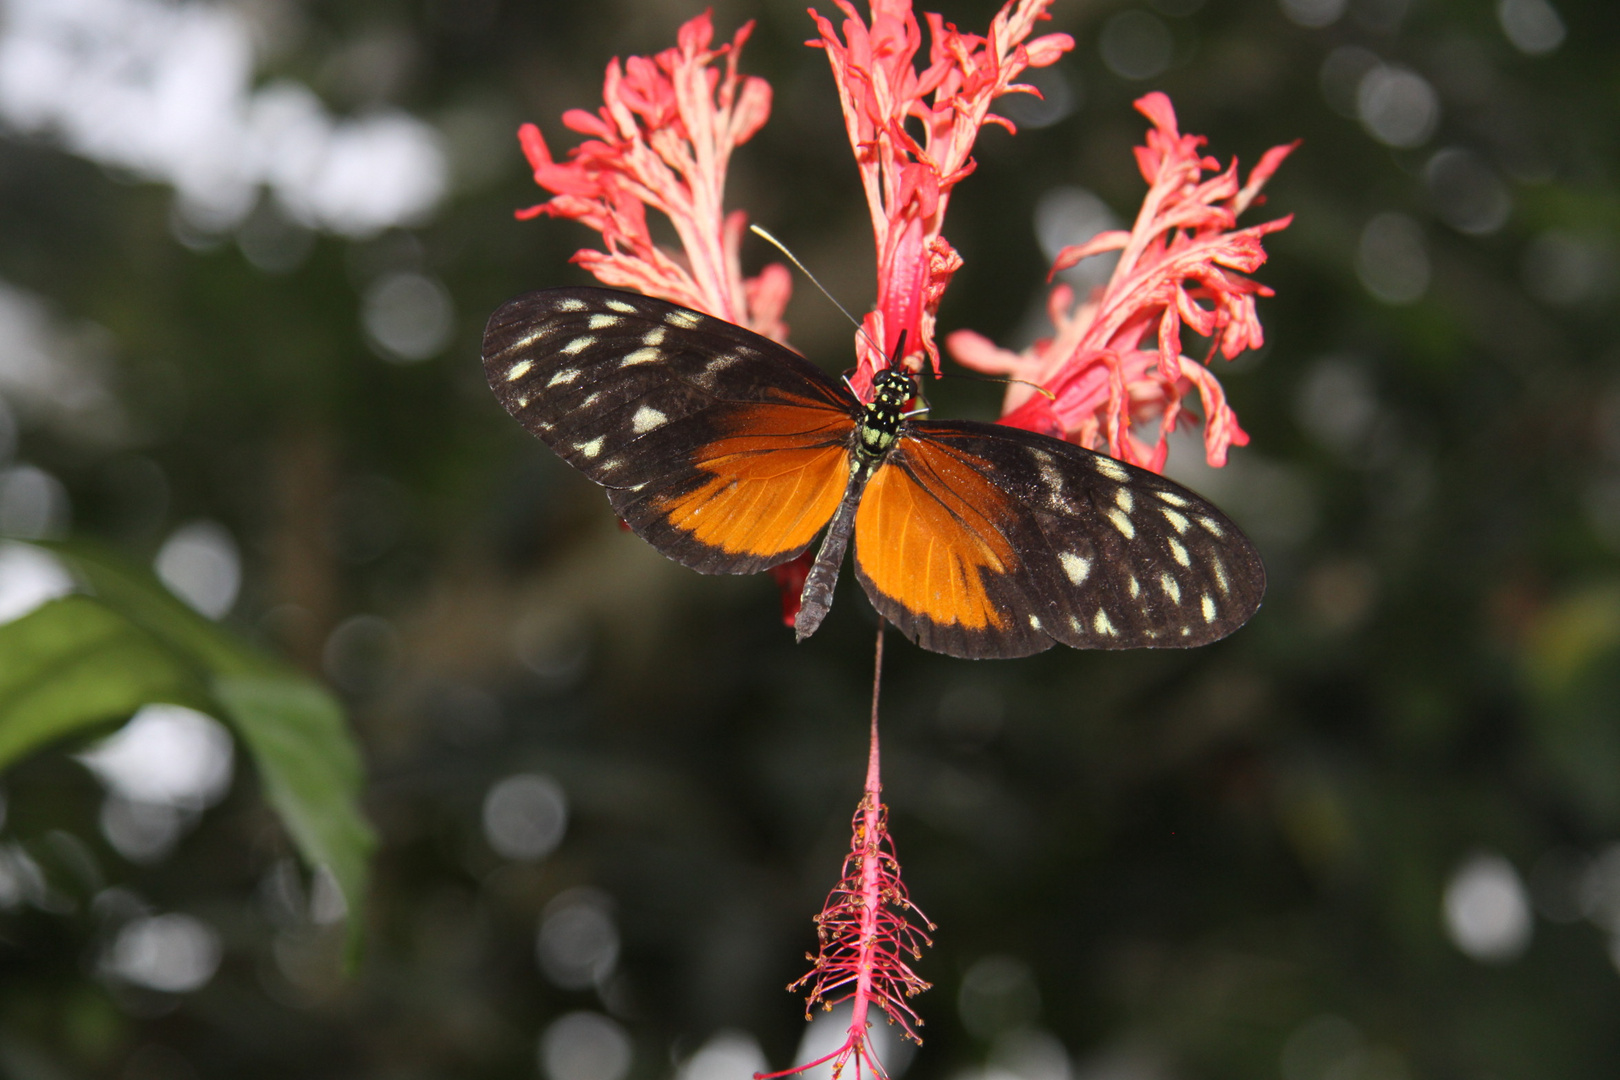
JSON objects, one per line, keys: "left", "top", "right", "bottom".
{"left": 483, "top": 288, "right": 859, "bottom": 574}
{"left": 852, "top": 419, "right": 1265, "bottom": 658}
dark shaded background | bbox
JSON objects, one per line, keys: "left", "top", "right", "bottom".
{"left": 2, "top": 0, "right": 1619, "bottom": 1078}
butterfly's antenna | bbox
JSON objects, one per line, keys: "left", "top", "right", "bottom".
{"left": 750, "top": 224, "right": 885, "bottom": 359}
{"left": 948, "top": 371, "right": 1057, "bottom": 401}
{"left": 752, "top": 224, "right": 1046, "bottom": 399}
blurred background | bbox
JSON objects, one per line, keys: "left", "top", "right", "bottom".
{"left": 1, "top": 0, "right": 1618, "bottom": 1077}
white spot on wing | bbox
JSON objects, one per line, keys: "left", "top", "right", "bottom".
{"left": 621, "top": 347, "right": 661, "bottom": 366}
{"left": 548, "top": 367, "right": 581, "bottom": 386}
{"left": 1156, "top": 489, "right": 1190, "bottom": 507}
{"left": 588, "top": 314, "right": 619, "bottom": 329}
{"left": 506, "top": 359, "right": 533, "bottom": 382}
{"left": 642, "top": 327, "right": 666, "bottom": 347}
{"left": 1198, "top": 516, "right": 1225, "bottom": 537}
{"left": 1128, "top": 575, "right": 1140, "bottom": 598}
{"left": 556, "top": 298, "right": 587, "bottom": 312}
{"left": 1212, "top": 558, "right": 1230, "bottom": 594}
{"left": 501, "top": 326, "right": 547, "bottom": 355}
{"left": 631, "top": 406, "right": 668, "bottom": 433}
{"left": 1028, "top": 614, "right": 1042, "bottom": 631}
{"left": 1201, "top": 593, "right": 1216, "bottom": 623}
{"left": 1160, "top": 573, "right": 1181, "bottom": 604}
{"left": 666, "top": 309, "right": 702, "bottom": 328}
{"left": 1058, "top": 552, "right": 1091, "bottom": 584}
{"left": 605, "top": 298, "right": 637, "bottom": 313}
{"left": 574, "top": 437, "right": 605, "bottom": 459}
{"left": 695, "top": 354, "right": 741, "bottom": 387}
{"left": 1094, "top": 456, "right": 1129, "bottom": 482}
{"left": 1105, "top": 508, "right": 1135, "bottom": 539}
{"left": 1093, "top": 609, "right": 1117, "bottom": 636}
{"left": 515, "top": 394, "right": 529, "bottom": 408}
{"left": 1167, "top": 536, "right": 1190, "bottom": 567}
{"left": 1115, "top": 488, "right": 1134, "bottom": 512}
{"left": 561, "top": 337, "right": 594, "bottom": 355}
{"left": 1161, "top": 507, "right": 1190, "bottom": 533}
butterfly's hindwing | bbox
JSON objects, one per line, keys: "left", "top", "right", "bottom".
{"left": 854, "top": 420, "right": 1265, "bottom": 659}
{"left": 483, "top": 288, "right": 857, "bottom": 574}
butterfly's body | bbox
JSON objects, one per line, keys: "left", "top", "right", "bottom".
{"left": 484, "top": 287, "right": 1265, "bottom": 659}
{"left": 796, "top": 369, "right": 915, "bottom": 642}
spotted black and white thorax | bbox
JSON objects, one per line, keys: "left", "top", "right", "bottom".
{"left": 855, "top": 368, "right": 917, "bottom": 463}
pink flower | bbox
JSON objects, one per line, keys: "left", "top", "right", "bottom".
{"left": 946, "top": 92, "right": 1295, "bottom": 470}
{"left": 809, "top": 0, "right": 1073, "bottom": 396}
{"left": 758, "top": 719, "right": 934, "bottom": 1080}
{"left": 515, "top": 13, "right": 790, "bottom": 340}
{"left": 513, "top": 11, "right": 1294, "bottom": 1077}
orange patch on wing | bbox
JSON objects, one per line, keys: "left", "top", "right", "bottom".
{"left": 855, "top": 437, "right": 1019, "bottom": 630}
{"left": 656, "top": 402, "right": 852, "bottom": 559}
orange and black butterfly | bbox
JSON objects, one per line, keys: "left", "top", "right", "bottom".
{"left": 482, "top": 287, "right": 1264, "bottom": 659}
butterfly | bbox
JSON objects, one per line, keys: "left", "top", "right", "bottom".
{"left": 482, "top": 287, "right": 1265, "bottom": 659}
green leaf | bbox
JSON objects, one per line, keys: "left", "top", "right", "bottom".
{"left": 0, "top": 595, "right": 207, "bottom": 770}
{"left": 0, "top": 542, "right": 375, "bottom": 962}
{"left": 42, "top": 539, "right": 269, "bottom": 678}
{"left": 214, "top": 674, "right": 376, "bottom": 965}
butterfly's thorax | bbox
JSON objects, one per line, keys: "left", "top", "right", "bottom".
{"left": 854, "top": 369, "right": 915, "bottom": 465}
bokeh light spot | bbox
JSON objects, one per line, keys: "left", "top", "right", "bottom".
{"left": 1424, "top": 148, "right": 1511, "bottom": 236}
{"left": 1497, "top": 0, "right": 1565, "bottom": 56}
{"left": 1279, "top": 0, "right": 1349, "bottom": 29}
{"left": 104, "top": 913, "right": 222, "bottom": 993}
{"left": 1357, "top": 66, "right": 1439, "bottom": 148}
{"left": 1098, "top": 11, "right": 1173, "bottom": 82}
{"left": 79, "top": 704, "right": 234, "bottom": 810}
{"left": 1356, "top": 213, "right": 1429, "bottom": 305}
{"left": 538, "top": 1012, "right": 633, "bottom": 1080}
{"left": 483, "top": 773, "right": 568, "bottom": 861}
{"left": 0, "top": 539, "right": 73, "bottom": 624}
{"left": 676, "top": 1031, "right": 768, "bottom": 1080}
{"left": 1443, "top": 853, "right": 1532, "bottom": 963}
{"left": 363, "top": 271, "right": 454, "bottom": 362}
{"left": 155, "top": 520, "right": 241, "bottom": 619}
{"left": 0, "top": 464, "right": 70, "bottom": 539}
{"left": 537, "top": 887, "right": 619, "bottom": 990}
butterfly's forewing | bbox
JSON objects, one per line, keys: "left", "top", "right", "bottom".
{"left": 854, "top": 420, "right": 1265, "bottom": 659}
{"left": 483, "top": 288, "right": 857, "bottom": 574}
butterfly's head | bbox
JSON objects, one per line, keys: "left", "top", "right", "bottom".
{"left": 870, "top": 368, "right": 917, "bottom": 410}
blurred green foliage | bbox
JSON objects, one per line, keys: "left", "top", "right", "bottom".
{"left": 0, "top": 542, "right": 373, "bottom": 959}
{"left": 0, "top": 0, "right": 1619, "bottom": 1079}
